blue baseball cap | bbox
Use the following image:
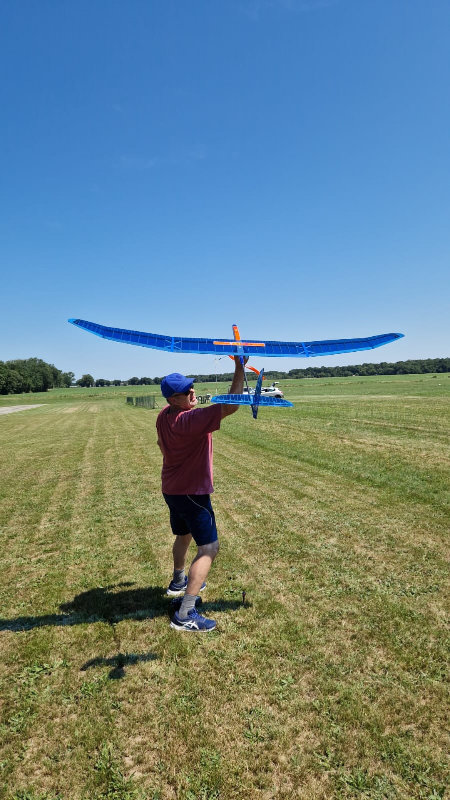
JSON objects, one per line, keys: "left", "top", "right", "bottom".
{"left": 160, "top": 373, "right": 195, "bottom": 399}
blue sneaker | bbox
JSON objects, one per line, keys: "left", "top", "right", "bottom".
{"left": 166, "top": 576, "right": 206, "bottom": 597}
{"left": 170, "top": 608, "right": 216, "bottom": 632}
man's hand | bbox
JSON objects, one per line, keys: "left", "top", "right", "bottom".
{"left": 233, "top": 355, "right": 249, "bottom": 367}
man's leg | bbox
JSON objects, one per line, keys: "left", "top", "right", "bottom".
{"left": 169, "top": 495, "right": 219, "bottom": 629}
{"left": 166, "top": 534, "right": 192, "bottom": 596}
{"left": 186, "top": 540, "right": 219, "bottom": 596}
{"left": 173, "top": 533, "right": 192, "bottom": 571}
{"left": 176, "top": 540, "right": 220, "bottom": 621}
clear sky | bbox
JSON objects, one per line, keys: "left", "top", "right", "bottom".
{"left": 1, "top": 0, "right": 449, "bottom": 381}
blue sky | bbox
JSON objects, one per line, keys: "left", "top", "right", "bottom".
{"left": 1, "top": 0, "right": 449, "bottom": 380}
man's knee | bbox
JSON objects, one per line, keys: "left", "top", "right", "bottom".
{"left": 198, "top": 539, "right": 219, "bottom": 560}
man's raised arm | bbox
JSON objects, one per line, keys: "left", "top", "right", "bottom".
{"left": 220, "top": 356, "right": 248, "bottom": 418}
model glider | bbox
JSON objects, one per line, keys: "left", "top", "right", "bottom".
{"left": 68, "top": 318, "right": 403, "bottom": 417}
{"left": 68, "top": 319, "right": 403, "bottom": 358}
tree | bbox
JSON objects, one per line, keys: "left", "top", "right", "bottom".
{"left": 76, "top": 374, "right": 95, "bottom": 387}
{"left": 50, "top": 364, "right": 61, "bottom": 387}
{"left": 6, "top": 358, "right": 54, "bottom": 392}
{"left": 61, "top": 371, "right": 75, "bottom": 387}
{"left": 0, "top": 363, "right": 23, "bottom": 394}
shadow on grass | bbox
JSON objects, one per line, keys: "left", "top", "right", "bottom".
{"left": 0, "top": 582, "right": 246, "bottom": 633}
{"left": 81, "top": 651, "right": 158, "bottom": 679}
{"left": 0, "top": 583, "right": 247, "bottom": 680}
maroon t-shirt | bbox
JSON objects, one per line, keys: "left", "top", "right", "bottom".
{"left": 156, "top": 403, "right": 222, "bottom": 494}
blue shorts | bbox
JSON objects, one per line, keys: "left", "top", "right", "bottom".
{"left": 163, "top": 494, "right": 218, "bottom": 547}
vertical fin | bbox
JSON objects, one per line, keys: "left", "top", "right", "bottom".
{"left": 251, "top": 368, "right": 264, "bottom": 419}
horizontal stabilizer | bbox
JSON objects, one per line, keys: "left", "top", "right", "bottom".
{"left": 211, "top": 394, "right": 293, "bottom": 408}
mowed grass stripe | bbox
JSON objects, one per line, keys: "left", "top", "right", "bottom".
{"left": 0, "top": 405, "right": 120, "bottom": 795}
{"left": 222, "top": 406, "right": 449, "bottom": 514}
{"left": 1, "top": 402, "right": 163, "bottom": 797}
{"left": 215, "top": 420, "right": 447, "bottom": 642}
{"left": 1, "top": 405, "right": 100, "bottom": 611}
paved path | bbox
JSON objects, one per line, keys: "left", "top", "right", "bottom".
{"left": 0, "top": 404, "right": 45, "bottom": 415}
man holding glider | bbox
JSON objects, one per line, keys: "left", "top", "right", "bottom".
{"left": 156, "top": 356, "right": 246, "bottom": 632}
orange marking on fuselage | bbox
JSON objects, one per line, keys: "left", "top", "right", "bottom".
{"left": 214, "top": 324, "right": 265, "bottom": 348}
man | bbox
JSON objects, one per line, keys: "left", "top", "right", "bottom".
{"left": 156, "top": 357, "right": 246, "bottom": 632}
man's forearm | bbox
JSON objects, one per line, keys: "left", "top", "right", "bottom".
{"left": 228, "top": 358, "right": 246, "bottom": 395}
{"left": 221, "top": 357, "right": 247, "bottom": 418}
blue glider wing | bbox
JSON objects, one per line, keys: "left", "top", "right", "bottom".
{"left": 211, "top": 394, "right": 293, "bottom": 409}
{"left": 68, "top": 319, "right": 403, "bottom": 357}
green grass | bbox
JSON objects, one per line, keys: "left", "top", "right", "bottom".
{"left": 0, "top": 375, "right": 448, "bottom": 799}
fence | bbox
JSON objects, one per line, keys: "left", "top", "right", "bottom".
{"left": 126, "top": 394, "right": 211, "bottom": 409}
{"left": 126, "top": 395, "right": 157, "bottom": 409}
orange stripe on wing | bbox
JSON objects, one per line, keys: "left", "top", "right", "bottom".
{"left": 213, "top": 341, "right": 265, "bottom": 347}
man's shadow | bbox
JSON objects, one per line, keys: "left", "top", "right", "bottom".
{"left": 0, "top": 582, "right": 166, "bottom": 632}
{"left": 59, "top": 582, "right": 168, "bottom": 623}
{"left": 0, "top": 582, "right": 245, "bottom": 633}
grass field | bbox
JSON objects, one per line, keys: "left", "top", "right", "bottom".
{"left": 0, "top": 375, "right": 448, "bottom": 799}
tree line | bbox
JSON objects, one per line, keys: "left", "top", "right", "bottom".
{"left": 285, "top": 357, "right": 450, "bottom": 380}
{"left": 0, "top": 359, "right": 74, "bottom": 395}
{"left": 76, "top": 357, "right": 450, "bottom": 386}
{"left": 1, "top": 356, "right": 448, "bottom": 395}
{"left": 75, "top": 375, "right": 162, "bottom": 387}
{"left": 188, "top": 357, "right": 450, "bottom": 383}
{"left": 0, "top": 360, "right": 164, "bottom": 393}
